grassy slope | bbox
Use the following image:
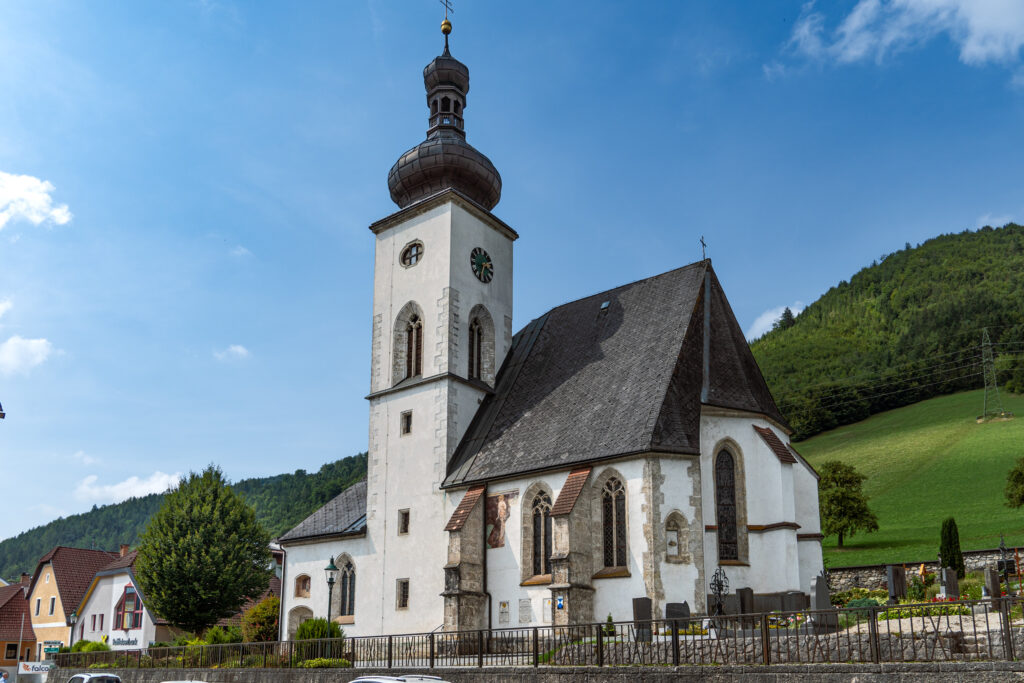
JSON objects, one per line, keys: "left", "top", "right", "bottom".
{"left": 798, "top": 388, "right": 1024, "bottom": 567}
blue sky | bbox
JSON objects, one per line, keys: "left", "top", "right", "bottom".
{"left": 1, "top": 0, "right": 1023, "bottom": 540}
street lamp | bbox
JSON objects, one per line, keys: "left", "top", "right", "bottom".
{"left": 324, "top": 557, "right": 339, "bottom": 622}
{"left": 68, "top": 612, "right": 78, "bottom": 652}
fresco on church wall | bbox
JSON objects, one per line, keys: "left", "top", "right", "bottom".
{"left": 485, "top": 490, "right": 518, "bottom": 548}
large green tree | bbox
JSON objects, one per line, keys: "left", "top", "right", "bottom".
{"left": 818, "top": 460, "right": 879, "bottom": 547}
{"left": 135, "top": 466, "right": 272, "bottom": 634}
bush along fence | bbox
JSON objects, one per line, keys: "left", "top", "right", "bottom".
{"left": 56, "top": 596, "right": 1024, "bottom": 671}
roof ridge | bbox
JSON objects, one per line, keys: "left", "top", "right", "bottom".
{"left": 533, "top": 260, "right": 710, "bottom": 320}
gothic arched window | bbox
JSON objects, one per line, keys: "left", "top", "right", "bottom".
{"left": 715, "top": 451, "right": 739, "bottom": 561}
{"left": 406, "top": 315, "right": 423, "bottom": 379}
{"left": 339, "top": 561, "right": 356, "bottom": 617}
{"left": 468, "top": 319, "right": 483, "bottom": 380}
{"left": 602, "top": 478, "right": 627, "bottom": 568}
{"left": 441, "top": 96, "right": 451, "bottom": 112}
{"left": 531, "top": 492, "right": 553, "bottom": 576}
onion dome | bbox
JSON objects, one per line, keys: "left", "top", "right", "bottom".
{"left": 387, "top": 21, "right": 502, "bottom": 211}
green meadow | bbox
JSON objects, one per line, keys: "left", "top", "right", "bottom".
{"left": 798, "top": 389, "right": 1024, "bottom": 568}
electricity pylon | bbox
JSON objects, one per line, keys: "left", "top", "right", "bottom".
{"left": 981, "top": 327, "right": 1006, "bottom": 420}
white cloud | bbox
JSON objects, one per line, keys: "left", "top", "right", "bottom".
{"left": 0, "top": 299, "right": 11, "bottom": 321}
{"left": 0, "top": 171, "right": 72, "bottom": 230}
{"left": 72, "top": 450, "right": 99, "bottom": 466}
{"left": 0, "top": 335, "right": 53, "bottom": 375}
{"left": 786, "top": 0, "right": 1024, "bottom": 75}
{"left": 74, "top": 471, "right": 181, "bottom": 504}
{"left": 230, "top": 245, "right": 253, "bottom": 257}
{"left": 214, "top": 344, "right": 250, "bottom": 361}
{"left": 975, "top": 212, "right": 1015, "bottom": 228}
{"left": 746, "top": 302, "right": 806, "bottom": 340}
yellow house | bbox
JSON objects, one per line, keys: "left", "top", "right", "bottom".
{"left": 27, "top": 547, "right": 118, "bottom": 659}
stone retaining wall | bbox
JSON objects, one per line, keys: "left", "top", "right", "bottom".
{"left": 58, "top": 662, "right": 1024, "bottom": 682}
{"left": 830, "top": 548, "right": 1008, "bottom": 591}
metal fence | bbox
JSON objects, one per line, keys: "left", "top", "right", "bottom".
{"left": 55, "top": 596, "right": 1024, "bottom": 670}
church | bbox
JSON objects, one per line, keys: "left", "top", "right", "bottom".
{"left": 277, "top": 20, "right": 823, "bottom": 640}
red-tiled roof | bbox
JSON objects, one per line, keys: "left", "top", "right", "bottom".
{"left": 551, "top": 468, "right": 592, "bottom": 517}
{"left": 444, "top": 485, "right": 485, "bottom": 531}
{"left": 0, "top": 584, "right": 36, "bottom": 641}
{"left": 753, "top": 425, "right": 797, "bottom": 464}
{"left": 216, "top": 576, "right": 283, "bottom": 627}
{"left": 30, "top": 547, "right": 119, "bottom": 619}
{"left": 99, "top": 550, "right": 138, "bottom": 573}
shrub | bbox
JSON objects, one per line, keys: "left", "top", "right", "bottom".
{"left": 878, "top": 603, "right": 971, "bottom": 620}
{"left": 204, "top": 625, "right": 243, "bottom": 644}
{"left": 907, "top": 575, "right": 927, "bottom": 602}
{"left": 831, "top": 587, "right": 887, "bottom": 607}
{"left": 296, "top": 657, "right": 351, "bottom": 668}
{"left": 242, "top": 596, "right": 280, "bottom": 642}
{"left": 87, "top": 663, "right": 114, "bottom": 669}
{"left": 295, "top": 618, "right": 342, "bottom": 641}
{"left": 939, "top": 518, "right": 967, "bottom": 578}
{"left": 81, "top": 641, "right": 111, "bottom": 653}
{"left": 845, "top": 597, "right": 879, "bottom": 619}
{"left": 602, "top": 613, "right": 615, "bottom": 637}
{"left": 70, "top": 639, "right": 93, "bottom": 653}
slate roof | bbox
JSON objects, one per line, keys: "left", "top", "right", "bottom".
{"left": 30, "top": 547, "right": 119, "bottom": 621}
{"left": 278, "top": 480, "right": 368, "bottom": 543}
{"left": 444, "top": 261, "right": 787, "bottom": 487}
{"left": 0, "top": 583, "right": 35, "bottom": 641}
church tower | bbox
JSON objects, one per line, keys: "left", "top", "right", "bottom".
{"left": 363, "top": 18, "right": 517, "bottom": 634}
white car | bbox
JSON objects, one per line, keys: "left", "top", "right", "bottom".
{"left": 65, "top": 675, "right": 122, "bottom": 683}
{"left": 349, "top": 677, "right": 450, "bottom": 683}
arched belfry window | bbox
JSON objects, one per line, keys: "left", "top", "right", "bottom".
{"left": 715, "top": 451, "right": 739, "bottom": 561}
{"left": 339, "top": 560, "right": 356, "bottom": 617}
{"left": 441, "top": 96, "right": 451, "bottom": 112}
{"left": 532, "top": 492, "right": 553, "bottom": 576}
{"left": 406, "top": 315, "right": 423, "bottom": 379}
{"left": 392, "top": 302, "right": 425, "bottom": 385}
{"left": 468, "top": 319, "right": 483, "bottom": 380}
{"left": 465, "top": 305, "right": 495, "bottom": 384}
{"left": 602, "top": 478, "right": 627, "bottom": 568}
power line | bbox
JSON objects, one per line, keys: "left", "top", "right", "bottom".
{"left": 784, "top": 370, "right": 984, "bottom": 415}
{"left": 773, "top": 355, "right": 983, "bottom": 410}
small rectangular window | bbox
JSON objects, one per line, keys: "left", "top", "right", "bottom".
{"left": 396, "top": 579, "right": 410, "bottom": 609}
{"left": 398, "top": 509, "right": 410, "bottom": 535}
{"left": 5, "top": 644, "right": 16, "bottom": 660}
{"left": 49, "top": 597, "right": 55, "bottom": 616}
{"left": 99, "top": 613, "right": 104, "bottom": 631}
{"left": 400, "top": 411, "right": 412, "bottom": 435}
{"left": 35, "top": 598, "right": 40, "bottom": 616}
{"left": 91, "top": 614, "right": 96, "bottom": 631}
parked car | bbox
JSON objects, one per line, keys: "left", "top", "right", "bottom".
{"left": 66, "top": 675, "right": 121, "bottom": 683}
{"left": 349, "top": 677, "right": 450, "bottom": 683}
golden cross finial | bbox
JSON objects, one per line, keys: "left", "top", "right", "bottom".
{"left": 439, "top": 0, "right": 453, "bottom": 48}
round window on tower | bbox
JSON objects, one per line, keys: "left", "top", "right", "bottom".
{"left": 400, "top": 241, "right": 424, "bottom": 268}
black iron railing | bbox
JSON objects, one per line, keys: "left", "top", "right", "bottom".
{"left": 54, "top": 595, "right": 1024, "bottom": 670}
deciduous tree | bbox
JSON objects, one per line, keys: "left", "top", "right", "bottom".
{"left": 818, "top": 460, "right": 879, "bottom": 547}
{"left": 136, "top": 466, "right": 272, "bottom": 635}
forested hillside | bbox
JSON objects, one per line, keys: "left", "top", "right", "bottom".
{"left": 0, "top": 453, "right": 367, "bottom": 582}
{"left": 751, "top": 223, "right": 1024, "bottom": 440}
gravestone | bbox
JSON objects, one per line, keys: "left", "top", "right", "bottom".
{"left": 939, "top": 568, "right": 959, "bottom": 599}
{"left": 985, "top": 567, "right": 1002, "bottom": 604}
{"left": 782, "top": 591, "right": 807, "bottom": 612}
{"left": 632, "top": 597, "right": 653, "bottom": 642}
{"left": 810, "top": 575, "right": 838, "bottom": 631}
{"left": 736, "top": 587, "right": 755, "bottom": 614}
{"left": 665, "top": 602, "right": 690, "bottom": 621}
{"left": 886, "top": 565, "right": 907, "bottom": 604}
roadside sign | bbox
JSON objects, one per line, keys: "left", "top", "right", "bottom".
{"left": 42, "top": 641, "right": 61, "bottom": 646}
{"left": 43, "top": 647, "right": 58, "bottom": 653}
{"left": 19, "top": 662, "right": 54, "bottom": 674}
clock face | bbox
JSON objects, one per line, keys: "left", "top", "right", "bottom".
{"left": 470, "top": 247, "right": 493, "bottom": 283}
